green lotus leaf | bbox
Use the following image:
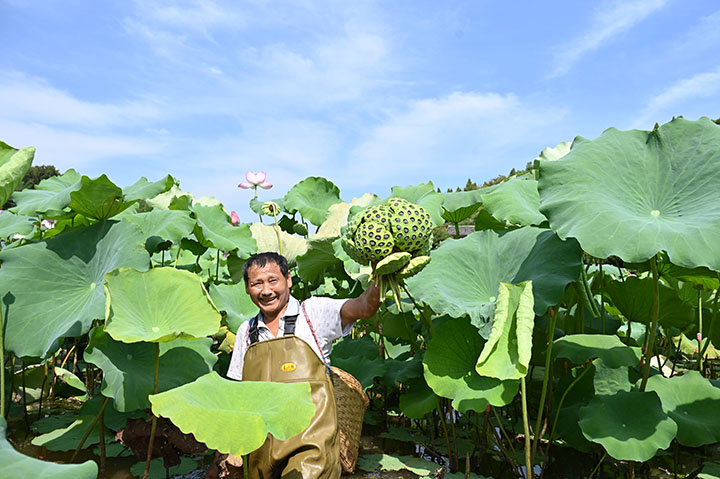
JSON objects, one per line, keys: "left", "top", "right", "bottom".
{"left": 193, "top": 204, "right": 256, "bottom": 255}
{"left": 356, "top": 453, "right": 436, "bottom": 476}
{"left": 1, "top": 418, "right": 97, "bottom": 479}
{"left": 250, "top": 222, "right": 307, "bottom": 265}
{"left": 11, "top": 169, "right": 82, "bottom": 217}
{"left": 646, "top": 371, "right": 720, "bottom": 447}
{"left": 424, "top": 317, "right": 518, "bottom": 412}
{"left": 0, "top": 211, "right": 35, "bottom": 239}
{"left": 122, "top": 209, "right": 196, "bottom": 248}
{"left": 375, "top": 252, "right": 411, "bottom": 276}
{"left": 331, "top": 335, "right": 387, "bottom": 389}
{"left": 149, "top": 371, "right": 315, "bottom": 456}
{"left": 0, "top": 220, "right": 149, "bottom": 357}
{"left": 381, "top": 309, "right": 420, "bottom": 343}
{"left": 145, "top": 185, "right": 192, "bottom": 210}
{"left": 208, "top": 282, "right": 257, "bottom": 333}
{"left": 551, "top": 365, "right": 596, "bottom": 451}
{"left": 283, "top": 176, "right": 343, "bottom": 226}
{"left": 535, "top": 140, "right": 571, "bottom": 162}
{"left": 296, "top": 237, "right": 342, "bottom": 285}
{"left": 0, "top": 142, "right": 34, "bottom": 206}
{"left": 476, "top": 282, "right": 535, "bottom": 380}
{"left": 441, "top": 189, "right": 484, "bottom": 224}
{"left": 474, "top": 207, "right": 512, "bottom": 231}
{"left": 382, "top": 355, "right": 424, "bottom": 386}
{"left": 399, "top": 378, "right": 437, "bottom": 419}
{"left": 389, "top": 182, "right": 444, "bottom": 226}
{"left": 84, "top": 327, "right": 217, "bottom": 411}
{"left": 68, "top": 174, "right": 136, "bottom": 220}
{"left": 552, "top": 334, "right": 642, "bottom": 368}
{"left": 578, "top": 391, "right": 677, "bottom": 461}
{"left": 538, "top": 117, "right": 720, "bottom": 269}
{"left": 480, "top": 177, "right": 546, "bottom": 227}
{"left": 122, "top": 175, "right": 174, "bottom": 202}
{"left": 104, "top": 267, "right": 221, "bottom": 343}
{"left": 592, "top": 358, "right": 632, "bottom": 396}
{"left": 658, "top": 262, "right": 720, "bottom": 291}
{"left": 700, "top": 462, "right": 720, "bottom": 479}
{"left": 407, "top": 227, "right": 582, "bottom": 320}
{"left": 130, "top": 457, "right": 198, "bottom": 479}
{"left": 604, "top": 276, "right": 694, "bottom": 329}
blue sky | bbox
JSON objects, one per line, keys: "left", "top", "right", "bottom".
{"left": 1, "top": 0, "right": 719, "bottom": 220}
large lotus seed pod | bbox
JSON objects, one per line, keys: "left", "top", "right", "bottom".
{"left": 341, "top": 237, "right": 370, "bottom": 265}
{"left": 374, "top": 252, "right": 411, "bottom": 276}
{"left": 362, "top": 204, "right": 394, "bottom": 229}
{"left": 397, "top": 255, "right": 431, "bottom": 280}
{"left": 415, "top": 235, "right": 433, "bottom": 257}
{"left": 388, "top": 199, "right": 433, "bottom": 252}
{"left": 354, "top": 220, "right": 394, "bottom": 262}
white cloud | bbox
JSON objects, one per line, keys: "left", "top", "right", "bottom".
{"left": 631, "top": 67, "right": 720, "bottom": 128}
{"left": 0, "top": 119, "right": 166, "bottom": 171}
{"left": 0, "top": 72, "right": 163, "bottom": 129}
{"left": 343, "top": 91, "right": 567, "bottom": 188}
{"left": 548, "top": 0, "right": 670, "bottom": 78}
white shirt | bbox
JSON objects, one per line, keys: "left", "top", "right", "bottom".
{"left": 226, "top": 295, "right": 351, "bottom": 380}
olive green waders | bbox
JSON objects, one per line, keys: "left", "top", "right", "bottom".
{"left": 242, "top": 316, "right": 341, "bottom": 479}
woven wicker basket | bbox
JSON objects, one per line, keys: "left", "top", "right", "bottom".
{"left": 331, "top": 366, "right": 369, "bottom": 474}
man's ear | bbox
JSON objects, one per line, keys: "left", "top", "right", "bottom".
{"left": 286, "top": 274, "right": 293, "bottom": 289}
{"left": 245, "top": 282, "right": 250, "bottom": 295}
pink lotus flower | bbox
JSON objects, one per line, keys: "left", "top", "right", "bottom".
{"left": 230, "top": 211, "right": 240, "bottom": 226}
{"left": 238, "top": 171, "right": 272, "bottom": 190}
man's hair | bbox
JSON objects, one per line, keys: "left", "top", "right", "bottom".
{"left": 242, "top": 252, "right": 290, "bottom": 283}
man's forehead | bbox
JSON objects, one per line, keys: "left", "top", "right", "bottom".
{"left": 247, "top": 262, "right": 286, "bottom": 278}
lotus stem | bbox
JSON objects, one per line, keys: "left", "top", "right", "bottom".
{"left": 448, "top": 401, "right": 459, "bottom": 471}
{"left": 216, "top": 249, "right": 220, "bottom": 281}
{"left": 521, "top": 376, "right": 533, "bottom": 478}
{"left": 37, "top": 361, "right": 48, "bottom": 419}
{"left": 401, "top": 282, "right": 433, "bottom": 338}
{"left": 0, "top": 300, "right": 4, "bottom": 419}
{"left": 144, "top": 343, "right": 161, "bottom": 479}
{"left": 639, "top": 256, "right": 660, "bottom": 392}
{"left": 599, "top": 262, "right": 606, "bottom": 334}
{"left": 436, "top": 399, "right": 454, "bottom": 471}
{"left": 453, "top": 222, "right": 461, "bottom": 239}
{"left": 697, "top": 287, "right": 703, "bottom": 371}
{"left": 698, "top": 290, "right": 719, "bottom": 370}
{"left": 388, "top": 275, "right": 403, "bottom": 312}
{"left": 588, "top": 452, "right": 606, "bottom": 479}
{"left": 59, "top": 342, "right": 77, "bottom": 370}
{"left": 71, "top": 395, "right": 110, "bottom": 462}
{"left": 491, "top": 406, "right": 522, "bottom": 476}
{"left": 244, "top": 455, "right": 249, "bottom": 479}
{"left": 549, "top": 364, "right": 591, "bottom": 443}
{"left": 173, "top": 244, "right": 181, "bottom": 268}
{"left": 532, "top": 312, "right": 556, "bottom": 460}
{"left": 580, "top": 268, "right": 601, "bottom": 318}
{"left": 21, "top": 360, "right": 30, "bottom": 435}
{"left": 99, "top": 403, "right": 106, "bottom": 478}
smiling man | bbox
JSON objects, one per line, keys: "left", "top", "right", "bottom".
{"left": 226, "top": 252, "right": 380, "bottom": 479}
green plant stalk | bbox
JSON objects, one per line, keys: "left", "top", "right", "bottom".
{"left": 244, "top": 455, "right": 249, "bottom": 479}
{"left": 37, "top": 361, "right": 48, "bottom": 419}
{"left": 448, "top": 401, "right": 459, "bottom": 472}
{"left": 216, "top": 249, "right": 220, "bottom": 281}
{"left": 0, "top": 300, "right": 4, "bottom": 419}
{"left": 272, "top": 211, "right": 282, "bottom": 256}
{"left": 70, "top": 395, "right": 110, "bottom": 462}
{"left": 491, "top": 407, "right": 522, "bottom": 476}
{"left": 173, "top": 244, "right": 181, "bottom": 268}
{"left": 549, "top": 365, "right": 592, "bottom": 442}
{"left": 639, "top": 256, "right": 660, "bottom": 392}
{"left": 531, "top": 313, "right": 557, "bottom": 460}
{"left": 697, "top": 287, "right": 703, "bottom": 371}
{"left": 143, "top": 343, "right": 161, "bottom": 479}
{"left": 580, "top": 268, "right": 601, "bottom": 318}
{"left": 387, "top": 275, "right": 403, "bottom": 312}
{"left": 698, "top": 290, "right": 719, "bottom": 366}
{"left": 401, "top": 283, "right": 434, "bottom": 338}
{"left": 588, "top": 452, "right": 607, "bottom": 479}
{"left": 453, "top": 221, "right": 461, "bottom": 239}
{"left": 21, "top": 361, "right": 29, "bottom": 434}
{"left": 521, "top": 376, "right": 532, "bottom": 479}
{"left": 599, "top": 262, "right": 606, "bottom": 334}
{"left": 436, "top": 399, "right": 454, "bottom": 471}
{"left": 99, "top": 404, "right": 106, "bottom": 479}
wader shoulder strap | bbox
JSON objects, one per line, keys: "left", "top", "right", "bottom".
{"left": 248, "top": 314, "right": 298, "bottom": 345}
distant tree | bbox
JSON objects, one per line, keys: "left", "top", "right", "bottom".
{"left": 20, "top": 165, "right": 60, "bottom": 190}
{"left": 2, "top": 164, "right": 61, "bottom": 209}
{"left": 464, "top": 178, "right": 479, "bottom": 191}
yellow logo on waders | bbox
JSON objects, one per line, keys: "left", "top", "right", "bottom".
{"left": 281, "top": 362, "right": 297, "bottom": 372}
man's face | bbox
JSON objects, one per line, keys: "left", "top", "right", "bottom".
{"left": 245, "top": 262, "right": 292, "bottom": 319}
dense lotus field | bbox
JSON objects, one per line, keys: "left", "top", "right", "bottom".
{"left": 2, "top": 116, "right": 720, "bottom": 479}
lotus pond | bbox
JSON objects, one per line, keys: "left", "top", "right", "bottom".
{"left": 2, "top": 117, "right": 720, "bottom": 479}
